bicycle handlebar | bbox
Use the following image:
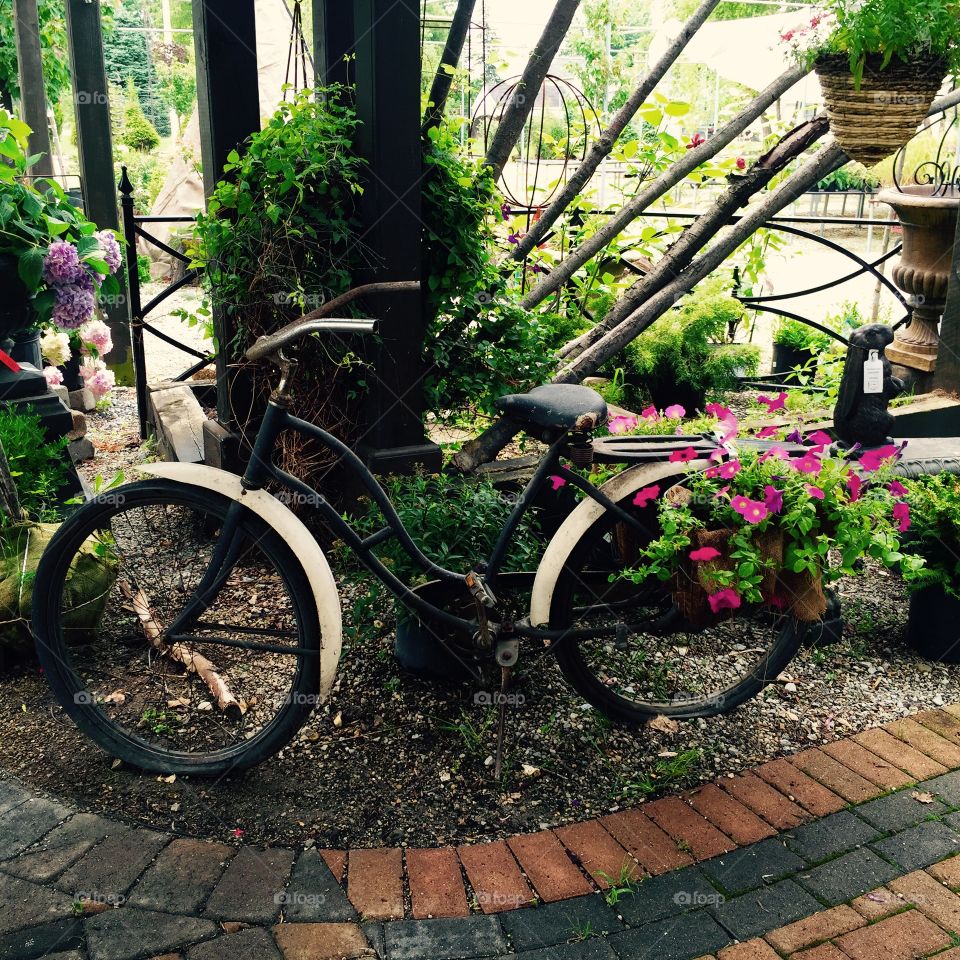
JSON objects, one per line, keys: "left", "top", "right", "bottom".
{"left": 244, "top": 280, "right": 420, "bottom": 363}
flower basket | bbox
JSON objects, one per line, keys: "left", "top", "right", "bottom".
{"left": 815, "top": 54, "right": 946, "bottom": 166}
{"left": 673, "top": 527, "right": 827, "bottom": 628}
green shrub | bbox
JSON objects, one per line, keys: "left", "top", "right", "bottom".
{"left": 901, "top": 474, "right": 960, "bottom": 596}
{"left": 816, "top": 164, "right": 881, "bottom": 192}
{"left": 774, "top": 319, "right": 834, "bottom": 352}
{"left": 121, "top": 95, "right": 160, "bottom": 152}
{"left": 0, "top": 409, "right": 69, "bottom": 523}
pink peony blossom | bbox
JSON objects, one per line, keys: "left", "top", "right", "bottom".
{"left": 608, "top": 415, "right": 638, "bottom": 434}
{"left": 690, "top": 546, "right": 722, "bottom": 562}
{"left": 79, "top": 318, "right": 113, "bottom": 357}
{"left": 708, "top": 588, "right": 741, "bottom": 613}
{"left": 669, "top": 446, "right": 698, "bottom": 463}
{"left": 42, "top": 365, "right": 64, "bottom": 387}
{"left": 892, "top": 501, "right": 911, "bottom": 532}
{"left": 633, "top": 484, "right": 661, "bottom": 508}
{"left": 731, "top": 495, "right": 768, "bottom": 524}
{"left": 664, "top": 404, "right": 686, "bottom": 419}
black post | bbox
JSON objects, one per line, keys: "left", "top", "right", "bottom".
{"left": 352, "top": 0, "right": 441, "bottom": 472}
{"left": 12, "top": 0, "right": 53, "bottom": 177}
{"left": 935, "top": 209, "right": 960, "bottom": 393}
{"left": 118, "top": 168, "right": 148, "bottom": 439}
{"left": 312, "top": 0, "right": 355, "bottom": 89}
{"left": 192, "top": 0, "right": 260, "bottom": 430}
{"left": 64, "top": 0, "right": 133, "bottom": 384}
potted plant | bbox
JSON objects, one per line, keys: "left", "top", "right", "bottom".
{"left": 631, "top": 424, "right": 916, "bottom": 626}
{"left": 773, "top": 319, "right": 834, "bottom": 381}
{"left": 624, "top": 285, "right": 760, "bottom": 412}
{"left": 780, "top": 0, "right": 960, "bottom": 166}
{"left": 0, "top": 110, "right": 121, "bottom": 399}
{"left": 899, "top": 474, "right": 960, "bottom": 662}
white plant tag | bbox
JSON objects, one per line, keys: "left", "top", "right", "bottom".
{"left": 864, "top": 350, "right": 883, "bottom": 394}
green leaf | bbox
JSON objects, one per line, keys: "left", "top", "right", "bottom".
{"left": 663, "top": 101, "right": 690, "bottom": 117}
{"left": 17, "top": 247, "right": 44, "bottom": 289}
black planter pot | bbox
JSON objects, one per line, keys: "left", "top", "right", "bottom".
{"left": 0, "top": 253, "right": 32, "bottom": 342}
{"left": 772, "top": 343, "right": 814, "bottom": 382}
{"left": 60, "top": 349, "right": 84, "bottom": 391}
{"left": 907, "top": 585, "right": 960, "bottom": 663}
{"left": 9, "top": 329, "right": 42, "bottom": 369}
{"left": 645, "top": 377, "right": 706, "bottom": 414}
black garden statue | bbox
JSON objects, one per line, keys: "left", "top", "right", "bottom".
{"left": 833, "top": 323, "right": 904, "bottom": 449}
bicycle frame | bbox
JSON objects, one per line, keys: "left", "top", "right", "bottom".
{"left": 227, "top": 400, "right": 650, "bottom": 641}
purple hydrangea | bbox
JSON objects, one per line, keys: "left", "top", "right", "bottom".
{"left": 95, "top": 230, "right": 122, "bottom": 274}
{"left": 52, "top": 282, "right": 96, "bottom": 329}
{"left": 42, "top": 241, "right": 84, "bottom": 285}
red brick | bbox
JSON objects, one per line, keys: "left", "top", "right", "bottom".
{"left": 318, "top": 850, "right": 346, "bottom": 884}
{"left": 849, "top": 886, "right": 904, "bottom": 921}
{"left": 885, "top": 717, "right": 960, "bottom": 768}
{"left": 765, "top": 906, "right": 865, "bottom": 953}
{"left": 915, "top": 709, "right": 960, "bottom": 749}
{"left": 643, "top": 796, "right": 735, "bottom": 861}
{"left": 792, "top": 947, "right": 851, "bottom": 960}
{"left": 835, "top": 909, "right": 951, "bottom": 960}
{"left": 687, "top": 784, "right": 776, "bottom": 845}
{"left": 553, "top": 820, "right": 640, "bottom": 889}
{"left": 890, "top": 869, "right": 960, "bottom": 931}
{"left": 346, "top": 848, "right": 403, "bottom": 921}
{"left": 507, "top": 831, "right": 593, "bottom": 903}
{"left": 599, "top": 809, "right": 693, "bottom": 875}
{"left": 458, "top": 841, "right": 534, "bottom": 914}
{"left": 753, "top": 758, "right": 846, "bottom": 818}
{"left": 943, "top": 703, "right": 960, "bottom": 721}
{"left": 719, "top": 773, "right": 808, "bottom": 830}
{"left": 928, "top": 855, "right": 960, "bottom": 889}
{"left": 789, "top": 749, "right": 880, "bottom": 804}
{"left": 405, "top": 847, "right": 469, "bottom": 919}
{"left": 717, "top": 940, "right": 779, "bottom": 959}
{"left": 853, "top": 728, "right": 949, "bottom": 781}
{"left": 821, "top": 740, "right": 913, "bottom": 790}
{"left": 272, "top": 922, "right": 369, "bottom": 960}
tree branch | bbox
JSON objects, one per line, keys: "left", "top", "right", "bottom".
{"left": 484, "top": 0, "right": 582, "bottom": 181}
{"left": 510, "top": 0, "right": 724, "bottom": 262}
{"left": 422, "top": 0, "right": 479, "bottom": 137}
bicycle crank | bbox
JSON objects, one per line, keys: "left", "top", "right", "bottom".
{"left": 493, "top": 638, "right": 518, "bottom": 779}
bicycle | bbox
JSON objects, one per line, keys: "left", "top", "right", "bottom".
{"left": 32, "top": 282, "right": 803, "bottom": 776}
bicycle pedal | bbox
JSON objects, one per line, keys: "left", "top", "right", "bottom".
{"left": 466, "top": 571, "right": 498, "bottom": 609}
{"left": 495, "top": 638, "right": 519, "bottom": 668}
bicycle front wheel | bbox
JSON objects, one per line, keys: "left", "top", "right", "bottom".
{"left": 549, "top": 485, "right": 803, "bottom": 723}
{"left": 32, "top": 479, "right": 321, "bottom": 776}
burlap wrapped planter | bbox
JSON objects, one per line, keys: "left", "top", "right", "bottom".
{"left": 815, "top": 54, "right": 945, "bottom": 167}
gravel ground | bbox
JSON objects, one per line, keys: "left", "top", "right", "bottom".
{"left": 0, "top": 392, "right": 956, "bottom": 850}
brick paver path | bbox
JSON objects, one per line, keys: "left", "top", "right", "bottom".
{"left": 8, "top": 706, "right": 960, "bottom": 958}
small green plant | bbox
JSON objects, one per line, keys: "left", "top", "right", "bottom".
{"left": 774, "top": 319, "right": 833, "bottom": 353}
{"left": 436, "top": 709, "right": 495, "bottom": 755}
{"left": 0, "top": 409, "right": 69, "bottom": 522}
{"left": 600, "top": 863, "right": 641, "bottom": 906}
{"left": 569, "top": 920, "right": 595, "bottom": 942}
{"left": 139, "top": 707, "right": 177, "bottom": 735}
{"left": 816, "top": 164, "right": 881, "bottom": 192}
{"left": 622, "top": 749, "right": 702, "bottom": 799}
{"left": 900, "top": 474, "right": 960, "bottom": 597}
{"left": 120, "top": 82, "right": 161, "bottom": 152}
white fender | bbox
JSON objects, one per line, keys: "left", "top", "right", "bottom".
{"left": 529, "top": 459, "right": 709, "bottom": 627}
{"left": 136, "top": 462, "right": 343, "bottom": 701}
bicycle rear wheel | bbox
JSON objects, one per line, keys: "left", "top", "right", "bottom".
{"left": 549, "top": 485, "right": 803, "bottom": 723}
{"left": 32, "top": 479, "right": 321, "bottom": 776}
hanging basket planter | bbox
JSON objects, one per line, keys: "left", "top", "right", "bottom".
{"left": 815, "top": 54, "right": 946, "bottom": 167}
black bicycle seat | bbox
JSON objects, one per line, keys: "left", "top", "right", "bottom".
{"left": 494, "top": 384, "right": 608, "bottom": 432}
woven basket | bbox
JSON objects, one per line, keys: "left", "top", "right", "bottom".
{"left": 815, "top": 54, "right": 945, "bottom": 167}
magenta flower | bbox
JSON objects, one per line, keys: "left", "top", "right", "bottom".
{"left": 501, "top": 203, "right": 512, "bottom": 219}
{"left": 718, "top": 417, "right": 739, "bottom": 443}
{"left": 687, "top": 132, "right": 706, "bottom": 149}
{"left": 806, "top": 430, "right": 833, "bottom": 446}
{"left": 893, "top": 501, "right": 911, "bottom": 532}
{"left": 664, "top": 404, "right": 686, "bottom": 419}
{"left": 548, "top": 475, "right": 567, "bottom": 491}
{"left": 708, "top": 588, "right": 741, "bottom": 614}
{"left": 786, "top": 428, "right": 804, "bottom": 444}
{"left": 757, "top": 391, "right": 788, "bottom": 414}
{"left": 42, "top": 240, "right": 83, "bottom": 285}
{"left": 731, "top": 495, "right": 768, "bottom": 524}
{"left": 859, "top": 444, "right": 900, "bottom": 472}
{"left": 736, "top": 157, "right": 747, "bottom": 170}
{"left": 790, "top": 452, "right": 822, "bottom": 475}
{"left": 690, "top": 546, "right": 722, "bottom": 563}
{"left": 759, "top": 446, "right": 790, "bottom": 463}
{"left": 847, "top": 471, "right": 863, "bottom": 502}
{"left": 633, "top": 484, "right": 661, "bottom": 508}
{"left": 706, "top": 402, "right": 733, "bottom": 421}
{"left": 669, "top": 446, "right": 698, "bottom": 463}
{"left": 805, "top": 484, "right": 825, "bottom": 500}
{"left": 714, "top": 485, "right": 731, "bottom": 498}
{"left": 718, "top": 459, "right": 741, "bottom": 479}
{"left": 888, "top": 480, "right": 908, "bottom": 498}
{"left": 705, "top": 466, "right": 719, "bottom": 479}
{"left": 763, "top": 485, "right": 784, "bottom": 514}
{"left": 507, "top": 233, "right": 521, "bottom": 245}
{"left": 608, "top": 415, "right": 638, "bottom": 434}
{"left": 755, "top": 425, "right": 779, "bottom": 439}
{"left": 532, "top": 263, "right": 545, "bottom": 274}
{"left": 641, "top": 405, "right": 660, "bottom": 421}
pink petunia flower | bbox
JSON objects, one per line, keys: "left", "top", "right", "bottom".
{"left": 669, "top": 446, "right": 698, "bottom": 463}
{"left": 790, "top": 452, "right": 822, "bottom": 475}
{"left": 608, "top": 415, "right": 638, "bottom": 434}
{"left": 731, "top": 495, "right": 769, "bottom": 524}
{"left": 664, "top": 404, "right": 686, "bottom": 419}
{"left": 805, "top": 484, "right": 825, "bottom": 500}
{"left": 859, "top": 444, "right": 900, "bottom": 472}
{"left": 690, "top": 546, "right": 722, "bottom": 563}
{"left": 759, "top": 446, "right": 790, "bottom": 463}
{"left": 888, "top": 480, "right": 908, "bottom": 498}
{"left": 755, "top": 425, "right": 779, "bottom": 439}
{"left": 763, "top": 485, "right": 784, "bottom": 515}
{"left": 705, "top": 402, "right": 733, "bottom": 421}
{"left": 549, "top": 475, "right": 567, "bottom": 491}
{"left": 893, "top": 501, "right": 911, "bottom": 532}
{"left": 806, "top": 430, "right": 833, "bottom": 446}
{"left": 714, "top": 485, "right": 731, "bottom": 498}
{"left": 718, "top": 460, "right": 741, "bottom": 479}
{"left": 705, "top": 467, "right": 719, "bottom": 479}
{"left": 786, "top": 427, "right": 804, "bottom": 444}
{"left": 847, "top": 471, "right": 863, "bottom": 502}
{"left": 641, "top": 405, "right": 660, "bottom": 421}
{"left": 708, "top": 588, "right": 741, "bottom": 613}
{"left": 757, "top": 391, "right": 788, "bottom": 414}
{"left": 633, "top": 484, "right": 661, "bottom": 508}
